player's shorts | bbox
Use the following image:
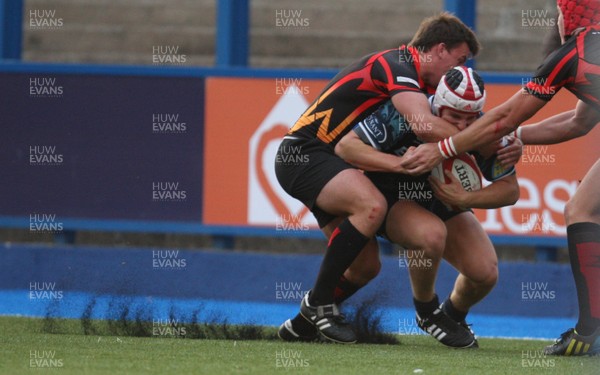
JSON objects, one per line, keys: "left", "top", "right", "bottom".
{"left": 274, "top": 136, "right": 355, "bottom": 228}
{"left": 365, "top": 171, "right": 469, "bottom": 238}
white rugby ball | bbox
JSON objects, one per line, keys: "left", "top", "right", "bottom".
{"left": 431, "top": 154, "right": 482, "bottom": 210}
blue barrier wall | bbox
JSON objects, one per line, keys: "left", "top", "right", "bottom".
{"left": 0, "top": 244, "right": 576, "bottom": 338}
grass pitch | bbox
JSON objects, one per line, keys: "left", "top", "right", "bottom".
{"left": 1, "top": 316, "right": 597, "bottom": 375}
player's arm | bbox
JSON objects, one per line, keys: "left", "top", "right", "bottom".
{"left": 391, "top": 91, "right": 458, "bottom": 141}
{"left": 335, "top": 131, "right": 407, "bottom": 173}
{"left": 402, "top": 37, "right": 581, "bottom": 175}
{"left": 401, "top": 91, "right": 547, "bottom": 175}
{"left": 429, "top": 172, "right": 519, "bottom": 210}
{"left": 518, "top": 100, "right": 600, "bottom": 144}
{"left": 375, "top": 51, "right": 458, "bottom": 142}
{"left": 452, "top": 90, "right": 547, "bottom": 152}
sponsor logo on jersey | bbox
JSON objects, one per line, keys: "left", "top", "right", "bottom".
{"left": 363, "top": 115, "right": 387, "bottom": 143}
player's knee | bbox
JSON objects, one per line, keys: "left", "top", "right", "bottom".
{"left": 483, "top": 263, "right": 498, "bottom": 288}
{"left": 565, "top": 198, "right": 584, "bottom": 225}
{"left": 370, "top": 195, "right": 388, "bottom": 222}
{"left": 358, "top": 194, "right": 388, "bottom": 227}
{"left": 564, "top": 197, "right": 600, "bottom": 225}
{"left": 470, "top": 260, "right": 498, "bottom": 287}
{"left": 420, "top": 224, "right": 446, "bottom": 259}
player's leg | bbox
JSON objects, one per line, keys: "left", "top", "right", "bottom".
{"left": 441, "top": 212, "right": 498, "bottom": 328}
{"left": 385, "top": 200, "right": 446, "bottom": 312}
{"left": 546, "top": 159, "right": 600, "bottom": 356}
{"left": 300, "top": 169, "right": 386, "bottom": 343}
{"left": 564, "top": 159, "right": 600, "bottom": 335}
{"left": 281, "top": 218, "right": 381, "bottom": 341}
{"left": 320, "top": 216, "right": 382, "bottom": 301}
{"left": 275, "top": 139, "right": 386, "bottom": 343}
{"left": 384, "top": 200, "right": 475, "bottom": 348}
{"left": 342, "top": 237, "right": 382, "bottom": 288}
{"left": 307, "top": 168, "right": 386, "bottom": 306}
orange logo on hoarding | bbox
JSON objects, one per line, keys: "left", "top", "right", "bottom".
{"left": 205, "top": 77, "right": 598, "bottom": 239}
{"left": 248, "top": 87, "right": 318, "bottom": 228}
{"left": 477, "top": 177, "right": 578, "bottom": 236}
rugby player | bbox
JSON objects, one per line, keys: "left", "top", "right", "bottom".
{"left": 401, "top": 0, "right": 600, "bottom": 356}
{"left": 275, "top": 13, "right": 480, "bottom": 344}
{"left": 279, "top": 67, "right": 522, "bottom": 348}
{"left": 351, "top": 67, "right": 520, "bottom": 349}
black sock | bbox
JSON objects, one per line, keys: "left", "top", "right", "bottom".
{"left": 333, "top": 275, "right": 362, "bottom": 305}
{"left": 568, "top": 222, "right": 600, "bottom": 336}
{"left": 442, "top": 297, "right": 468, "bottom": 323}
{"left": 309, "top": 219, "right": 370, "bottom": 306}
{"left": 414, "top": 294, "right": 439, "bottom": 318}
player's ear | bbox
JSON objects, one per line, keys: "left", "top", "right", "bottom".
{"left": 427, "top": 43, "right": 442, "bottom": 59}
{"left": 437, "top": 43, "right": 447, "bottom": 56}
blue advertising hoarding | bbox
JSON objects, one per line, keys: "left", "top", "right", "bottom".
{"left": 0, "top": 72, "right": 204, "bottom": 223}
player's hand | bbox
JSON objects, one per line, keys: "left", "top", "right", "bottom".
{"left": 476, "top": 141, "right": 501, "bottom": 158}
{"left": 393, "top": 146, "right": 416, "bottom": 174}
{"left": 400, "top": 143, "right": 443, "bottom": 175}
{"left": 428, "top": 170, "right": 469, "bottom": 210}
{"left": 496, "top": 136, "right": 523, "bottom": 167}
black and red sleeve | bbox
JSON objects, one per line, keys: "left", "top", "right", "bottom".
{"left": 525, "top": 37, "right": 578, "bottom": 101}
{"left": 370, "top": 49, "right": 423, "bottom": 97}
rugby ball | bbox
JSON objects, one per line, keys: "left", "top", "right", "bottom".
{"left": 431, "top": 154, "right": 482, "bottom": 210}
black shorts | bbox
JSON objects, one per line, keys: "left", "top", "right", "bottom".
{"left": 274, "top": 137, "right": 355, "bottom": 228}
{"left": 365, "top": 171, "right": 469, "bottom": 238}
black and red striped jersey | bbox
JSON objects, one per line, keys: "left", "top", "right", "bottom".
{"left": 288, "top": 46, "right": 436, "bottom": 145}
{"left": 525, "top": 25, "right": 600, "bottom": 111}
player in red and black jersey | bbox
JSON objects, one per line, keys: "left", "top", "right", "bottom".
{"left": 275, "top": 13, "right": 480, "bottom": 344}
{"left": 289, "top": 46, "right": 438, "bottom": 144}
{"left": 402, "top": 0, "right": 600, "bottom": 356}
{"left": 524, "top": 25, "right": 600, "bottom": 106}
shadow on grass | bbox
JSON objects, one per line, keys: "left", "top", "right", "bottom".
{"left": 41, "top": 295, "right": 399, "bottom": 345}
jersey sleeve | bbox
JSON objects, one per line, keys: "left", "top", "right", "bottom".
{"left": 524, "top": 37, "right": 578, "bottom": 101}
{"left": 352, "top": 100, "right": 409, "bottom": 152}
{"left": 371, "top": 50, "right": 422, "bottom": 96}
{"left": 475, "top": 154, "right": 516, "bottom": 182}
{"left": 472, "top": 137, "right": 516, "bottom": 182}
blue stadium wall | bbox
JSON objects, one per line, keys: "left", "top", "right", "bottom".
{"left": 0, "top": 243, "right": 575, "bottom": 339}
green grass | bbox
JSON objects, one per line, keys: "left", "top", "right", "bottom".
{"left": 0, "top": 316, "right": 598, "bottom": 375}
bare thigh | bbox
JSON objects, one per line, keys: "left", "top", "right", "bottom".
{"left": 316, "top": 168, "right": 387, "bottom": 235}
{"left": 443, "top": 212, "right": 498, "bottom": 284}
{"left": 385, "top": 200, "right": 446, "bottom": 256}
